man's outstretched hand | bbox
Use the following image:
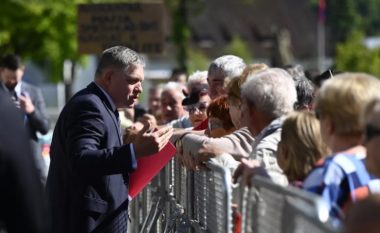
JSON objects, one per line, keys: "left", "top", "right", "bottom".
{"left": 133, "top": 123, "right": 173, "bottom": 159}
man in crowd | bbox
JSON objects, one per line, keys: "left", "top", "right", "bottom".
{"left": 0, "top": 90, "right": 49, "bottom": 233}
{"left": 0, "top": 54, "right": 50, "bottom": 184}
{"left": 172, "top": 56, "right": 250, "bottom": 168}
{"left": 161, "top": 81, "right": 192, "bottom": 128}
{"left": 233, "top": 68, "right": 297, "bottom": 186}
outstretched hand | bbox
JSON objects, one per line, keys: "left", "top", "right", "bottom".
{"left": 133, "top": 123, "right": 173, "bottom": 159}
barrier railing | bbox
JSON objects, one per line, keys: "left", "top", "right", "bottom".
{"left": 129, "top": 158, "right": 233, "bottom": 233}
{"left": 243, "top": 176, "right": 337, "bottom": 233}
{"left": 129, "top": 159, "right": 340, "bottom": 233}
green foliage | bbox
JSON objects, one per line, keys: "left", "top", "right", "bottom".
{"left": 164, "top": 0, "right": 191, "bottom": 72}
{"left": 0, "top": 0, "right": 85, "bottom": 82}
{"left": 335, "top": 31, "right": 380, "bottom": 78}
{"left": 187, "top": 48, "right": 209, "bottom": 74}
{"left": 309, "top": 0, "right": 380, "bottom": 43}
{"left": 223, "top": 35, "right": 252, "bottom": 63}
{"left": 0, "top": 0, "right": 138, "bottom": 83}
{"left": 328, "top": 0, "right": 361, "bottom": 42}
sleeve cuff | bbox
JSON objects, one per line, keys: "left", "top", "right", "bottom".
{"left": 130, "top": 143, "right": 138, "bottom": 170}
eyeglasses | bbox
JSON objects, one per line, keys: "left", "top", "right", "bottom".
{"left": 365, "top": 124, "right": 380, "bottom": 142}
{"left": 185, "top": 102, "right": 208, "bottom": 114}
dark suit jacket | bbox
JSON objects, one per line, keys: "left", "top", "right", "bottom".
{"left": 0, "top": 91, "right": 49, "bottom": 233}
{"left": 20, "top": 82, "right": 50, "bottom": 141}
{"left": 46, "top": 82, "right": 137, "bottom": 233}
{"left": 1, "top": 81, "right": 50, "bottom": 183}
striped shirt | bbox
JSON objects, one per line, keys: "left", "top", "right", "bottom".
{"left": 303, "top": 146, "right": 380, "bottom": 219}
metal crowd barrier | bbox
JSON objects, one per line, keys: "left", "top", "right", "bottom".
{"left": 193, "top": 161, "right": 233, "bottom": 233}
{"left": 129, "top": 158, "right": 340, "bottom": 233}
{"left": 242, "top": 176, "right": 339, "bottom": 233}
{"left": 289, "top": 198, "right": 338, "bottom": 233}
{"left": 129, "top": 158, "right": 233, "bottom": 233}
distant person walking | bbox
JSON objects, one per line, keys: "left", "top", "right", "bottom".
{"left": 0, "top": 90, "right": 50, "bottom": 233}
{"left": 0, "top": 54, "right": 50, "bottom": 184}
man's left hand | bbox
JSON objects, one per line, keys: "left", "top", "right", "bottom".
{"left": 19, "top": 95, "right": 35, "bottom": 114}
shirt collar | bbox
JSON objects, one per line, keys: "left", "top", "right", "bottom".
{"left": 14, "top": 81, "right": 22, "bottom": 96}
{"left": 255, "top": 116, "right": 285, "bottom": 142}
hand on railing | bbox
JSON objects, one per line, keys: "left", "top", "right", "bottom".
{"left": 232, "top": 158, "right": 269, "bottom": 187}
{"left": 195, "top": 145, "right": 224, "bottom": 170}
{"left": 175, "top": 139, "right": 197, "bottom": 170}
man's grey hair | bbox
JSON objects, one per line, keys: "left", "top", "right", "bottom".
{"left": 241, "top": 68, "right": 297, "bottom": 118}
{"left": 208, "top": 55, "right": 246, "bottom": 78}
{"left": 95, "top": 46, "right": 145, "bottom": 76}
{"left": 162, "top": 81, "right": 186, "bottom": 99}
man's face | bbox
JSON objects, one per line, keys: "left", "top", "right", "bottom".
{"left": 364, "top": 112, "right": 380, "bottom": 177}
{"left": 108, "top": 64, "right": 144, "bottom": 109}
{"left": 0, "top": 68, "right": 23, "bottom": 90}
{"left": 207, "top": 69, "right": 226, "bottom": 99}
{"left": 160, "top": 89, "right": 186, "bottom": 123}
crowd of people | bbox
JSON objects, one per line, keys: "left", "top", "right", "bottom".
{"left": 1, "top": 46, "right": 380, "bottom": 233}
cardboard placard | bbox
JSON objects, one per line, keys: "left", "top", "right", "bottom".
{"left": 77, "top": 3, "right": 165, "bottom": 54}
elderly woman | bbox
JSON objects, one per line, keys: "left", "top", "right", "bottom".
{"left": 173, "top": 64, "right": 268, "bottom": 170}
{"left": 181, "top": 84, "right": 211, "bottom": 128}
{"left": 303, "top": 73, "right": 380, "bottom": 220}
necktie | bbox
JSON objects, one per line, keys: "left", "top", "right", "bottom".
{"left": 114, "top": 109, "right": 120, "bottom": 126}
{"left": 114, "top": 109, "right": 122, "bottom": 141}
{"left": 9, "top": 90, "right": 21, "bottom": 111}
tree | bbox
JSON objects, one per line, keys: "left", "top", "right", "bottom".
{"left": 223, "top": 35, "right": 252, "bottom": 63}
{"left": 309, "top": 0, "right": 380, "bottom": 43}
{"left": 0, "top": 0, "right": 83, "bottom": 83}
{"left": 187, "top": 48, "right": 209, "bottom": 74}
{"left": 335, "top": 31, "right": 380, "bottom": 78}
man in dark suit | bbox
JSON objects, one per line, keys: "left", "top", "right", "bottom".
{"left": 46, "top": 46, "right": 173, "bottom": 233}
{"left": 0, "top": 91, "right": 50, "bottom": 233}
{"left": 0, "top": 54, "right": 50, "bottom": 184}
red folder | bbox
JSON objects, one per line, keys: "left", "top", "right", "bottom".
{"left": 128, "top": 142, "right": 176, "bottom": 200}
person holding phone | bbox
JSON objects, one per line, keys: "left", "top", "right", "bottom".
{"left": 0, "top": 54, "right": 50, "bottom": 185}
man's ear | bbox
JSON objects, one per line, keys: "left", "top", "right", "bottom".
{"left": 102, "top": 70, "right": 114, "bottom": 86}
